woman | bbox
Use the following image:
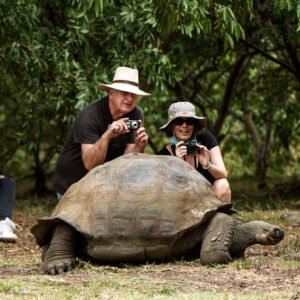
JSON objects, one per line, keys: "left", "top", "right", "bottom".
{"left": 158, "top": 101, "right": 231, "bottom": 203}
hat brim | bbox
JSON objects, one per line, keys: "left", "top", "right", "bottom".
{"left": 159, "top": 116, "right": 207, "bottom": 132}
{"left": 97, "top": 83, "right": 150, "bottom": 97}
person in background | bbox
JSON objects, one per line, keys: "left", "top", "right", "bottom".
{"left": 52, "top": 66, "right": 151, "bottom": 199}
{"left": 158, "top": 101, "right": 231, "bottom": 203}
{"left": 0, "top": 172, "right": 21, "bottom": 242}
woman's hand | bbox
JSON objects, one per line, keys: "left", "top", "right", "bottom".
{"left": 196, "top": 145, "right": 210, "bottom": 168}
{"left": 175, "top": 141, "right": 187, "bottom": 159}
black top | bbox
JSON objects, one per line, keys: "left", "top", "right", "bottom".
{"left": 158, "top": 131, "right": 218, "bottom": 184}
{"left": 53, "top": 97, "right": 144, "bottom": 194}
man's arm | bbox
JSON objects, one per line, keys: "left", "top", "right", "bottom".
{"left": 81, "top": 131, "right": 110, "bottom": 171}
{"left": 82, "top": 118, "right": 130, "bottom": 171}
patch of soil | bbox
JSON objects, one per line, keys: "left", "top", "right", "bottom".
{"left": 0, "top": 211, "right": 40, "bottom": 261}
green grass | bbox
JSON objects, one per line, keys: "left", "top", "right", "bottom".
{"left": 1, "top": 254, "right": 300, "bottom": 299}
{"left": 0, "top": 277, "right": 298, "bottom": 300}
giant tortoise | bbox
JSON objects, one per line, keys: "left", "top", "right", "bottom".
{"left": 31, "top": 153, "right": 284, "bottom": 275}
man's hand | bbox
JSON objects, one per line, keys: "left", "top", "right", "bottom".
{"left": 134, "top": 127, "right": 148, "bottom": 149}
{"left": 0, "top": 175, "right": 5, "bottom": 179}
{"left": 106, "top": 118, "right": 130, "bottom": 139}
{"left": 124, "top": 126, "right": 148, "bottom": 153}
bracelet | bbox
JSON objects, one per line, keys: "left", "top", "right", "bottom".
{"left": 202, "top": 161, "right": 212, "bottom": 170}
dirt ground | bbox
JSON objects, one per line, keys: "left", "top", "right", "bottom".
{"left": 1, "top": 205, "right": 300, "bottom": 298}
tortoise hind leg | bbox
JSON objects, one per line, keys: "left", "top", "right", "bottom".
{"left": 43, "top": 223, "right": 79, "bottom": 275}
{"left": 200, "top": 212, "right": 236, "bottom": 265}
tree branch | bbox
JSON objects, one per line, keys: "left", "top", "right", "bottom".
{"left": 241, "top": 39, "right": 297, "bottom": 75}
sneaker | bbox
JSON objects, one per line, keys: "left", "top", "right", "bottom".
{"left": 0, "top": 217, "right": 22, "bottom": 242}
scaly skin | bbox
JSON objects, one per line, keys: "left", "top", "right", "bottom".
{"left": 199, "top": 214, "right": 285, "bottom": 265}
{"left": 229, "top": 220, "right": 285, "bottom": 259}
{"left": 43, "top": 223, "right": 78, "bottom": 275}
{"left": 200, "top": 212, "right": 236, "bottom": 265}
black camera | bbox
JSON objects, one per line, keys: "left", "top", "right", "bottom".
{"left": 125, "top": 120, "right": 141, "bottom": 130}
{"left": 180, "top": 142, "right": 199, "bottom": 154}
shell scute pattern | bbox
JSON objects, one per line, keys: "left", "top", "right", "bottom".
{"left": 32, "top": 153, "right": 228, "bottom": 258}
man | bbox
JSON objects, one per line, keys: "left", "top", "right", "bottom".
{"left": 52, "top": 66, "right": 150, "bottom": 199}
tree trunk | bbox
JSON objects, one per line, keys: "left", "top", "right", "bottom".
{"left": 213, "top": 54, "right": 248, "bottom": 139}
{"left": 33, "top": 148, "right": 47, "bottom": 196}
{"left": 241, "top": 102, "right": 271, "bottom": 188}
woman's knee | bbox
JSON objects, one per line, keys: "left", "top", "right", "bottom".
{"left": 213, "top": 179, "right": 231, "bottom": 203}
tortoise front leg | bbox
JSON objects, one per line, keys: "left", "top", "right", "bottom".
{"left": 41, "top": 243, "right": 49, "bottom": 261}
{"left": 200, "top": 212, "right": 236, "bottom": 265}
{"left": 43, "top": 223, "right": 78, "bottom": 275}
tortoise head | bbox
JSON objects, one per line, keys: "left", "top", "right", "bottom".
{"left": 253, "top": 221, "right": 285, "bottom": 245}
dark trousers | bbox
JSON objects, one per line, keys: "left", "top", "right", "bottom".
{"left": 0, "top": 178, "right": 16, "bottom": 219}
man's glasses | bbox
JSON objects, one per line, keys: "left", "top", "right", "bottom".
{"left": 172, "top": 118, "right": 195, "bottom": 126}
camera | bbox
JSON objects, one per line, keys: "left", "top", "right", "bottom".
{"left": 125, "top": 120, "right": 141, "bottom": 130}
{"left": 180, "top": 142, "right": 199, "bottom": 154}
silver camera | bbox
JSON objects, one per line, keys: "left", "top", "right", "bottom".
{"left": 125, "top": 120, "right": 141, "bottom": 130}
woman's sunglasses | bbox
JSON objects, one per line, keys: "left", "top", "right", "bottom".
{"left": 172, "top": 118, "right": 195, "bottom": 126}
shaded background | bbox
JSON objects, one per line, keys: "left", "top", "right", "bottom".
{"left": 0, "top": 0, "right": 299, "bottom": 197}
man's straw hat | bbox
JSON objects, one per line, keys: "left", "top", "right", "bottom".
{"left": 97, "top": 67, "right": 150, "bottom": 97}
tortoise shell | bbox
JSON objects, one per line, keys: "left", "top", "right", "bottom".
{"left": 31, "top": 153, "right": 230, "bottom": 261}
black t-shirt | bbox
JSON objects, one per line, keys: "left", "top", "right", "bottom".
{"left": 158, "top": 131, "right": 218, "bottom": 184}
{"left": 53, "top": 97, "right": 144, "bottom": 194}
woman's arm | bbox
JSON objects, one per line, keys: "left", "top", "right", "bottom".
{"left": 206, "top": 146, "right": 228, "bottom": 179}
{"left": 197, "top": 145, "right": 228, "bottom": 179}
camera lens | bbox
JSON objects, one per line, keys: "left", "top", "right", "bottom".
{"left": 131, "top": 121, "right": 138, "bottom": 129}
{"left": 189, "top": 145, "right": 198, "bottom": 154}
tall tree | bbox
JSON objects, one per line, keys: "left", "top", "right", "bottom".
{"left": 0, "top": 0, "right": 299, "bottom": 194}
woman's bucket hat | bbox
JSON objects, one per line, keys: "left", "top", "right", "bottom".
{"left": 159, "top": 102, "right": 207, "bottom": 132}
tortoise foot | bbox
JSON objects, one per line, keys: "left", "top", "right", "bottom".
{"left": 42, "top": 223, "right": 79, "bottom": 275}
{"left": 44, "top": 258, "right": 76, "bottom": 275}
{"left": 200, "top": 250, "right": 233, "bottom": 265}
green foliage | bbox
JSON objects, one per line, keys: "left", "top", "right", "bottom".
{"left": 272, "top": 0, "right": 300, "bottom": 30}
{"left": 297, "top": 2, "right": 300, "bottom": 30}
{"left": 70, "top": 0, "right": 104, "bottom": 18}
{"left": 215, "top": 4, "right": 246, "bottom": 48}
{"left": 0, "top": 0, "right": 299, "bottom": 193}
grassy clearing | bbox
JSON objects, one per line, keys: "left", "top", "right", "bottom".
{"left": 0, "top": 179, "right": 299, "bottom": 300}
{"left": 0, "top": 272, "right": 299, "bottom": 300}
